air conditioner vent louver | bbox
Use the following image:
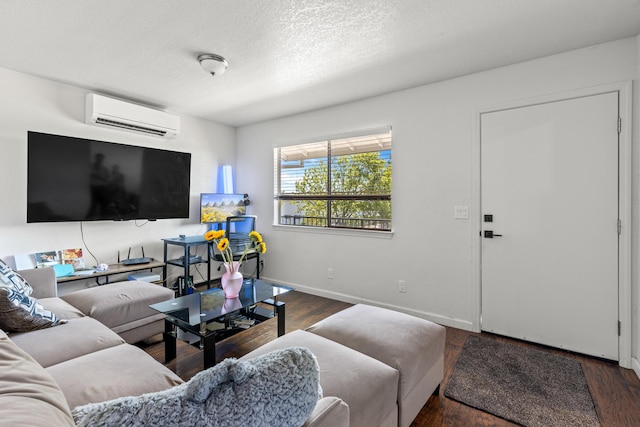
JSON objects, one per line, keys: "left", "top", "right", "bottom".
{"left": 85, "top": 93, "right": 180, "bottom": 139}
{"left": 95, "top": 117, "right": 168, "bottom": 137}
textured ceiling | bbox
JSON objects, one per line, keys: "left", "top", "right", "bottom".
{"left": 1, "top": 0, "right": 639, "bottom": 127}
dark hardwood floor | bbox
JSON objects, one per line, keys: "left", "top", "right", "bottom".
{"left": 138, "top": 290, "right": 640, "bottom": 426}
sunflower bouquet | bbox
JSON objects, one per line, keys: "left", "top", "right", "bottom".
{"left": 204, "top": 229, "right": 267, "bottom": 274}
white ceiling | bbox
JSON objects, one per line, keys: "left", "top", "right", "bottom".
{"left": 1, "top": 0, "right": 639, "bottom": 127}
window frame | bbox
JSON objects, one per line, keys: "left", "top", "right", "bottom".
{"left": 274, "top": 127, "right": 392, "bottom": 233}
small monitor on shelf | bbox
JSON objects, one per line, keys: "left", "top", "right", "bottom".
{"left": 210, "top": 215, "right": 257, "bottom": 261}
{"left": 200, "top": 193, "right": 246, "bottom": 224}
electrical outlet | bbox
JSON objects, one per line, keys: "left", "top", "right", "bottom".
{"left": 328, "top": 268, "right": 334, "bottom": 279}
{"left": 398, "top": 280, "right": 407, "bottom": 293}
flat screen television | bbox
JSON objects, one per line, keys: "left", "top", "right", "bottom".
{"left": 200, "top": 193, "right": 246, "bottom": 224}
{"left": 27, "top": 131, "right": 191, "bottom": 223}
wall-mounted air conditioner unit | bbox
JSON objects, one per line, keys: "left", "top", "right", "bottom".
{"left": 85, "top": 93, "right": 180, "bottom": 139}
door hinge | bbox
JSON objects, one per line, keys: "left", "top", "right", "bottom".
{"left": 618, "top": 117, "right": 622, "bottom": 134}
{"left": 617, "top": 219, "right": 622, "bottom": 235}
{"left": 618, "top": 321, "right": 621, "bottom": 336}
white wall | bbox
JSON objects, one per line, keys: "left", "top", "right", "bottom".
{"left": 237, "top": 37, "right": 639, "bottom": 369}
{"left": 0, "top": 67, "right": 235, "bottom": 291}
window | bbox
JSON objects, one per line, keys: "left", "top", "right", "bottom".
{"left": 274, "top": 128, "right": 392, "bottom": 231}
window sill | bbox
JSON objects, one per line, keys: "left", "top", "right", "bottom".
{"left": 272, "top": 224, "right": 394, "bottom": 239}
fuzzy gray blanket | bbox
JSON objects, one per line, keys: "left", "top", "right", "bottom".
{"left": 72, "top": 346, "right": 320, "bottom": 427}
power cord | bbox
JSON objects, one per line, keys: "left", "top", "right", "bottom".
{"left": 79, "top": 222, "right": 100, "bottom": 266}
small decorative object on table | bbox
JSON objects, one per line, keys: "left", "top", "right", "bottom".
{"left": 204, "top": 229, "right": 267, "bottom": 298}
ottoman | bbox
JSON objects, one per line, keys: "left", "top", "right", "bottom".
{"left": 307, "top": 304, "right": 446, "bottom": 427}
{"left": 241, "top": 329, "right": 398, "bottom": 427}
{"left": 60, "top": 281, "right": 174, "bottom": 343}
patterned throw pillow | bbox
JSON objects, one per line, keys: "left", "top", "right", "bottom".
{"left": 0, "top": 259, "right": 59, "bottom": 332}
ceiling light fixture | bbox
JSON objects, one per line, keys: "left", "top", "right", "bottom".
{"left": 198, "top": 53, "right": 229, "bottom": 76}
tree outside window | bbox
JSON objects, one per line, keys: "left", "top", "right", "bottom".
{"left": 274, "top": 129, "right": 392, "bottom": 231}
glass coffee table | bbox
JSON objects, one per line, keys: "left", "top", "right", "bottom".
{"left": 150, "top": 278, "right": 291, "bottom": 369}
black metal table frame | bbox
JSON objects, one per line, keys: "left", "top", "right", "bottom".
{"left": 162, "top": 236, "right": 213, "bottom": 296}
{"left": 163, "top": 298, "right": 286, "bottom": 369}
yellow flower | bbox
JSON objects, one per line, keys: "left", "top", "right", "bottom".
{"left": 249, "top": 230, "right": 263, "bottom": 243}
{"left": 203, "top": 228, "right": 267, "bottom": 269}
{"left": 204, "top": 229, "right": 225, "bottom": 241}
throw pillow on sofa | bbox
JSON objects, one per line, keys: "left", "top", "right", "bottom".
{"left": 0, "top": 259, "right": 60, "bottom": 332}
{"left": 72, "top": 346, "right": 321, "bottom": 427}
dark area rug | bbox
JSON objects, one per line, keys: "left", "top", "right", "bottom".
{"left": 444, "top": 335, "right": 599, "bottom": 426}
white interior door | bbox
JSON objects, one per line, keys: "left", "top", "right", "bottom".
{"left": 480, "top": 92, "right": 619, "bottom": 360}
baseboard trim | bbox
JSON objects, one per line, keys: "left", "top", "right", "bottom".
{"left": 264, "top": 277, "right": 474, "bottom": 332}
{"left": 632, "top": 357, "right": 640, "bottom": 380}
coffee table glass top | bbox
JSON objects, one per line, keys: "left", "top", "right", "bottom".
{"left": 149, "top": 279, "right": 291, "bottom": 327}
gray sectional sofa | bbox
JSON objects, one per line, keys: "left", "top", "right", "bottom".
{"left": 1, "top": 265, "right": 445, "bottom": 426}
{"left": 1, "top": 266, "right": 182, "bottom": 426}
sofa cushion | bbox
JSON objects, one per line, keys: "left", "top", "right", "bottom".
{"left": 60, "top": 281, "right": 174, "bottom": 329}
{"left": 72, "top": 347, "right": 320, "bottom": 427}
{"left": 10, "top": 317, "right": 125, "bottom": 367}
{"left": 46, "top": 343, "right": 184, "bottom": 409}
{"left": 241, "top": 329, "right": 399, "bottom": 427}
{"left": 39, "top": 297, "right": 86, "bottom": 320}
{"left": 0, "top": 330, "right": 75, "bottom": 426}
{"left": 0, "top": 260, "right": 60, "bottom": 332}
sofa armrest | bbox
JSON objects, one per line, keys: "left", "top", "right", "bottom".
{"left": 18, "top": 268, "right": 57, "bottom": 299}
{"left": 302, "top": 397, "right": 350, "bottom": 427}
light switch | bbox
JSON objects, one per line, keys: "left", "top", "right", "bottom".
{"left": 454, "top": 205, "right": 469, "bottom": 219}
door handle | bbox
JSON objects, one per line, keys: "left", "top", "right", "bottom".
{"left": 484, "top": 230, "right": 503, "bottom": 238}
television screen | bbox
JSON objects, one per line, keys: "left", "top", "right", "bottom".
{"left": 27, "top": 131, "right": 191, "bottom": 223}
{"left": 200, "top": 193, "right": 246, "bottom": 223}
